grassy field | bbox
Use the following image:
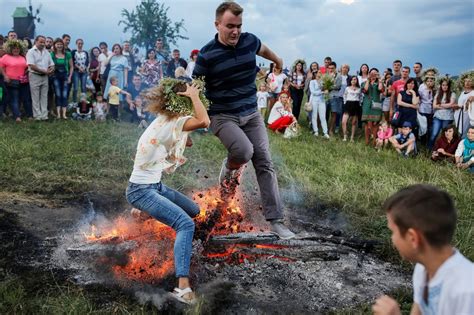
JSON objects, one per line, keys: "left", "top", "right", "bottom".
{"left": 0, "top": 117, "right": 472, "bottom": 313}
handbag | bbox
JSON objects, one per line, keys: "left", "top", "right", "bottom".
{"left": 304, "top": 101, "right": 312, "bottom": 112}
{"left": 283, "top": 121, "right": 300, "bottom": 139}
{"left": 391, "top": 111, "right": 401, "bottom": 126}
{"left": 368, "top": 94, "right": 382, "bottom": 110}
{"left": 417, "top": 112, "right": 428, "bottom": 136}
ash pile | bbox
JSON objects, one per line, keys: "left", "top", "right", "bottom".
{"left": 50, "top": 188, "right": 409, "bottom": 314}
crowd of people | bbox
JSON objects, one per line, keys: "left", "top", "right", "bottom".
{"left": 0, "top": 30, "right": 472, "bottom": 173}
{"left": 259, "top": 57, "right": 474, "bottom": 173}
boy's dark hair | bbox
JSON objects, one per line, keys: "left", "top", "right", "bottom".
{"left": 402, "top": 66, "right": 411, "bottom": 72}
{"left": 324, "top": 56, "right": 332, "bottom": 62}
{"left": 216, "top": 1, "right": 243, "bottom": 19}
{"left": 384, "top": 184, "right": 457, "bottom": 248}
{"left": 415, "top": 62, "right": 423, "bottom": 68}
{"left": 329, "top": 61, "right": 337, "bottom": 68}
{"left": 62, "top": 34, "right": 71, "bottom": 39}
{"left": 393, "top": 59, "right": 402, "bottom": 65}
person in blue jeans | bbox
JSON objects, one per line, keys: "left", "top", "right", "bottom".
{"left": 71, "top": 39, "right": 89, "bottom": 103}
{"left": 50, "top": 38, "right": 73, "bottom": 119}
{"left": 126, "top": 80, "right": 209, "bottom": 305}
{"left": 428, "top": 78, "right": 458, "bottom": 150}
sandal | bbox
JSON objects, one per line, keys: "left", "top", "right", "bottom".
{"left": 170, "top": 287, "right": 196, "bottom": 305}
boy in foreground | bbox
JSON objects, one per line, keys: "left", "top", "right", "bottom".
{"left": 373, "top": 184, "right": 473, "bottom": 315}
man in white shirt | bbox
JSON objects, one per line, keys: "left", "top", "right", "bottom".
{"left": 98, "top": 41, "right": 112, "bottom": 92}
{"left": 373, "top": 184, "right": 474, "bottom": 315}
{"left": 26, "top": 35, "right": 55, "bottom": 120}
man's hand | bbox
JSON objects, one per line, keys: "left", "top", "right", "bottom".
{"left": 372, "top": 295, "right": 401, "bottom": 315}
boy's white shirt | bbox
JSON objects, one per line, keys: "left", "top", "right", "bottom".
{"left": 412, "top": 249, "right": 474, "bottom": 315}
{"left": 129, "top": 115, "right": 191, "bottom": 184}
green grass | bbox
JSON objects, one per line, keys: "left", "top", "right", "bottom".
{"left": 0, "top": 118, "right": 472, "bottom": 313}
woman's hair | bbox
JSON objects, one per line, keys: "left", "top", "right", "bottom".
{"left": 111, "top": 43, "right": 122, "bottom": 55}
{"left": 308, "top": 62, "right": 319, "bottom": 74}
{"left": 350, "top": 75, "right": 360, "bottom": 87}
{"left": 404, "top": 78, "right": 419, "bottom": 93}
{"left": 3, "top": 39, "right": 27, "bottom": 56}
{"left": 90, "top": 47, "right": 100, "bottom": 61}
{"left": 143, "top": 81, "right": 187, "bottom": 119}
{"left": 384, "top": 72, "right": 392, "bottom": 83}
{"left": 174, "top": 66, "right": 186, "bottom": 78}
{"left": 441, "top": 124, "right": 459, "bottom": 141}
{"left": 147, "top": 49, "right": 156, "bottom": 59}
{"left": 52, "top": 38, "right": 65, "bottom": 54}
{"left": 359, "top": 63, "right": 369, "bottom": 76}
{"left": 190, "top": 49, "right": 199, "bottom": 59}
{"left": 436, "top": 78, "right": 452, "bottom": 104}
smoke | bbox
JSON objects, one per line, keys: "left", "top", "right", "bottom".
{"left": 134, "top": 285, "right": 169, "bottom": 310}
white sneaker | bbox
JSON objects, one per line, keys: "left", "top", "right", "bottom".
{"left": 219, "top": 158, "right": 245, "bottom": 196}
{"left": 270, "top": 221, "right": 296, "bottom": 240}
{"left": 343, "top": 136, "right": 347, "bottom": 142}
{"left": 313, "top": 132, "right": 319, "bottom": 137}
{"left": 323, "top": 134, "right": 330, "bottom": 139}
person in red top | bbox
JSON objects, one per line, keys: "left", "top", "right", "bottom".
{"left": 431, "top": 124, "right": 460, "bottom": 162}
{"left": 390, "top": 66, "right": 410, "bottom": 119}
{"left": 319, "top": 56, "right": 331, "bottom": 74}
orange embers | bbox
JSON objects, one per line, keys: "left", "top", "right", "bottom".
{"left": 83, "top": 216, "right": 176, "bottom": 283}
{"left": 204, "top": 244, "right": 295, "bottom": 264}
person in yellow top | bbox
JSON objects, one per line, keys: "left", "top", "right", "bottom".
{"left": 107, "top": 76, "right": 130, "bottom": 120}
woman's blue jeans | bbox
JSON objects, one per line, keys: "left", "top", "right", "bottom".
{"left": 428, "top": 118, "right": 452, "bottom": 150}
{"left": 53, "top": 72, "right": 69, "bottom": 108}
{"left": 73, "top": 71, "right": 87, "bottom": 102}
{"left": 6, "top": 83, "right": 31, "bottom": 119}
{"left": 125, "top": 182, "right": 200, "bottom": 278}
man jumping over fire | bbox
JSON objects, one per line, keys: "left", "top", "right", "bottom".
{"left": 193, "top": 1, "right": 295, "bottom": 240}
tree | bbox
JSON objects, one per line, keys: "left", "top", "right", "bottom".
{"left": 119, "top": 0, "right": 188, "bottom": 51}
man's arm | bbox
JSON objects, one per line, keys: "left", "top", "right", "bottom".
{"left": 257, "top": 43, "right": 283, "bottom": 70}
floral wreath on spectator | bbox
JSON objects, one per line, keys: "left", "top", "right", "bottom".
{"left": 3, "top": 39, "right": 27, "bottom": 56}
{"left": 291, "top": 59, "right": 307, "bottom": 73}
{"left": 457, "top": 70, "right": 474, "bottom": 91}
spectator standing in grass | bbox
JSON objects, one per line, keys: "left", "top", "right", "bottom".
{"left": 381, "top": 72, "right": 393, "bottom": 123}
{"left": 288, "top": 59, "right": 306, "bottom": 121}
{"left": 418, "top": 75, "right": 436, "bottom": 145}
{"left": 455, "top": 77, "right": 474, "bottom": 137}
{"left": 319, "top": 56, "right": 331, "bottom": 74}
{"left": 50, "top": 38, "right": 73, "bottom": 119}
{"left": 0, "top": 39, "right": 31, "bottom": 121}
{"left": 103, "top": 44, "right": 130, "bottom": 102}
{"left": 397, "top": 78, "right": 420, "bottom": 135}
{"left": 62, "top": 34, "right": 71, "bottom": 53}
{"left": 390, "top": 66, "right": 410, "bottom": 120}
{"left": 139, "top": 49, "right": 162, "bottom": 87}
{"left": 89, "top": 47, "right": 102, "bottom": 98}
{"left": 342, "top": 76, "right": 361, "bottom": 142}
{"left": 428, "top": 77, "right": 457, "bottom": 150}
{"left": 256, "top": 82, "right": 270, "bottom": 118}
{"left": 166, "top": 49, "right": 187, "bottom": 78}
{"left": 266, "top": 65, "right": 287, "bottom": 113}
{"left": 431, "top": 124, "right": 460, "bottom": 163}
{"left": 185, "top": 49, "right": 199, "bottom": 79}
{"left": 71, "top": 39, "right": 89, "bottom": 104}
{"left": 98, "top": 42, "right": 111, "bottom": 92}
{"left": 309, "top": 70, "right": 329, "bottom": 138}
{"left": 327, "top": 61, "right": 343, "bottom": 136}
{"left": 26, "top": 35, "right": 55, "bottom": 121}
{"left": 389, "top": 59, "right": 402, "bottom": 84}
{"left": 413, "top": 62, "right": 423, "bottom": 86}
{"left": 373, "top": 184, "right": 474, "bottom": 315}
{"left": 361, "top": 68, "right": 383, "bottom": 146}
{"left": 107, "top": 76, "right": 131, "bottom": 121}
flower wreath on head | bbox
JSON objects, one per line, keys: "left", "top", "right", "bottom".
{"left": 3, "top": 39, "right": 27, "bottom": 56}
{"left": 143, "top": 77, "right": 210, "bottom": 116}
{"left": 456, "top": 70, "right": 474, "bottom": 91}
{"left": 291, "top": 59, "right": 307, "bottom": 73}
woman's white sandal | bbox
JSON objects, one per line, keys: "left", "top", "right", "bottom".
{"left": 170, "top": 287, "right": 196, "bottom": 305}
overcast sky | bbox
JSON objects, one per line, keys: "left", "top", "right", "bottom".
{"left": 1, "top": 0, "right": 473, "bottom": 75}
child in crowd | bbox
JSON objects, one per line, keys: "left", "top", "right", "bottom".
{"left": 373, "top": 184, "right": 474, "bottom": 315}
{"left": 257, "top": 83, "right": 270, "bottom": 118}
{"left": 126, "top": 82, "right": 210, "bottom": 304}
{"left": 72, "top": 93, "right": 93, "bottom": 121}
{"left": 376, "top": 120, "right": 393, "bottom": 150}
{"left": 107, "top": 76, "right": 131, "bottom": 121}
{"left": 455, "top": 125, "right": 474, "bottom": 173}
{"left": 267, "top": 92, "right": 295, "bottom": 133}
{"left": 93, "top": 92, "right": 107, "bottom": 122}
{"left": 342, "top": 76, "right": 361, "bottom": 142}
{"left": 389, "top": 121, "right": 416, "bottom": 157}
{"left": 133, "top": 95, "right": 148, "bottom": 129}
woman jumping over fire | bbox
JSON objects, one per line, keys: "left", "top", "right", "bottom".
{"left": 126, "top": 79, "right": 210, "bottom": 304}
